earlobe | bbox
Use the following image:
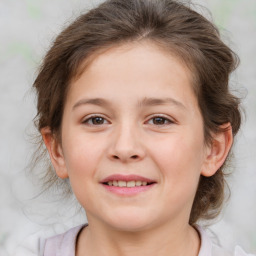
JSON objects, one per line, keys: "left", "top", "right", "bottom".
{"left": 41, "top": 127, "right": 69, "bottom": 179}
{"left": 201, "top": 123, "right": 233, "bottom": 177}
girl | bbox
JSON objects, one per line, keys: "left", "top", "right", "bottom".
{"left": 28, "top": 0, "right": 254, "bottom": 255}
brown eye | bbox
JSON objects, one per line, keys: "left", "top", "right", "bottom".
{"left": 147, "top": 116, "right": 173, "bottom": 126}
{"left": 83, "top": 116, "right": 108, "bottom": 125}
{"left": 153, "top": 117, "right": 166, "bottom": 125}
{"left": 91, "top": 117, "right": 105, "bottom": 124}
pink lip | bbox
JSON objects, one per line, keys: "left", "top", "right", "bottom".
{"left": 102, "top": 183, "right": 155, "bottom": 196}
{"left": 100, "top": 174, "right": 156, "bottom": 196}
{"left": 100, "top": 174, "right": 155, "bottom": 183}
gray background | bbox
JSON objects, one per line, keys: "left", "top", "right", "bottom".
{"left": 0, "top": 0, "right": 255, "bottom": 255}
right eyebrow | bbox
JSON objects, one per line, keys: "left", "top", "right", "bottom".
{"left": 72, "top": 98, "right": 111, "bottom": 110}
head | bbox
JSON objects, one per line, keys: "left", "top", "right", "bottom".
{"left": 33, "top": 0, "right": 241, "bottom": 226}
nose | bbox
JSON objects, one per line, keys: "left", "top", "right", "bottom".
{"left": 107, "top": 123, "right": 146, "bottom": 163}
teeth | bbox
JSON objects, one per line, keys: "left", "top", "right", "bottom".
{"left": 127, "top": 181, "right": 135, "bottom": 187}
{"left": 135, "top": 181, "right": 142, "bottom": 186}
{"left": 106, "top": 180, "right": 149, "bottom": 187}
{"left": 118, "top": 181, "right": 126, "bottom": 187}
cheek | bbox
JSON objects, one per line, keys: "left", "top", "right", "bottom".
{"left": 148, "top": 131, "right": 205, "bottom": 180}
{"left": 145, "top": 132, "right": 204, "bottom": 216}
{"left": 61, "top": 134, "right": 104, "bottom": 208}
{"left": 62, "top": 131, "right": 104, "bottom": 178}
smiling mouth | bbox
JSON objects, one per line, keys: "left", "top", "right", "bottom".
{"left": 101, "top": 175, "right": 156, "bottom": 195}
{"left": 101, "top": 174, "right": 156, "bottom": 188}
{"left": 103, "top": 180, "right": 155, "bottom": 187}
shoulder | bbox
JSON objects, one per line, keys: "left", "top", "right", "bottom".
{"left": 212, "top": 244, "right": 255, "bottom": 256}
{"left": 12, "top": 224, "right": 86, "bottom": 256}
{"left": 196, "top": 225, "right": 255, "bottom": 256}
{"left": 233, "top": 246, "right": 256, "bottom": 256}
{"left": 41, "top": 224, "right": 86, "bottom": 256}
{"left": 12, "top": 232, "right": 41, "bottom": 256}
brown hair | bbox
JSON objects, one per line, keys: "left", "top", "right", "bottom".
{"left": 32, "top": 0, "right": 241, "bottom": 225}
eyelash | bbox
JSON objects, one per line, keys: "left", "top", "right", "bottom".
{"left": 82, "top": 115, "right": 174, "bottom": 127}
{"left": 147, "top": 115, "right": 174, "bottom": 126}
{"left": 82, "top": 115, "right": 109, "bottom": 126}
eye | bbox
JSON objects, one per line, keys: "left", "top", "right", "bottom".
{"left": 147, "top": 116, "right": 174, "bottom": 126}
{"left": 82, "top": 115, "right": 109, "bottom": 126}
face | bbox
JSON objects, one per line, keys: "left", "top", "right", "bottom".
{"left": 47, "top": 42, "right": 213, "bottom": 231}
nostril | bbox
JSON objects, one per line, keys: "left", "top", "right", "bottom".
{"left": 111, "top": 154, "right": 139, "bottom": 160}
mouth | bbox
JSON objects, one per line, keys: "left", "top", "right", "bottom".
{"left": 100, "top": 174, "right": 156, "bottom": 195}
{"left": 103, "top": 180, "right": 155, "bottom": 187}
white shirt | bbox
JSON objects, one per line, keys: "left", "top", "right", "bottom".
{"left": 13, "top": 224, "right": 255, "bottom": 256}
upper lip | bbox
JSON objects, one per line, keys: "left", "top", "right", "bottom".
{"left": 100, "top": 174, "right": 156, "bottom": 183}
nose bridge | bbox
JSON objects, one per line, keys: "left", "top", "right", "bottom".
{"left": 108, "top": 119, "right": 145, "bottom": 162}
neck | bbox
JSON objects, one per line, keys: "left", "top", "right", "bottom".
{"left": 76, "top": 220, "right": 200, "bottom": 256}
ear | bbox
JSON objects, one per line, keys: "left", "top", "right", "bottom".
{"left": 41, "top": 127, "right": 69, "bottom": 179}
{"left": 201, "top": 123, "right": 233, "bottom": 177}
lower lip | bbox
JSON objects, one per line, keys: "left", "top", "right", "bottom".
{"left": 102, "top": 183, "right": 156, "bottom": 196}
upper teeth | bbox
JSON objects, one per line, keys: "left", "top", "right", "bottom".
{"left": 107, "top": 181, "right": 148, "bottom": 187}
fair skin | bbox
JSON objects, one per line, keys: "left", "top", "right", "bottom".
{"left": 42, "top": 42, "right": 233, "bottom": 256}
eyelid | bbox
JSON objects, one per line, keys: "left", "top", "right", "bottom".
{"left": 82, "top": 114, "right": 110, "bottom": 126}
{"left": 145, "top": 114, "right": 176, "bottom": 125}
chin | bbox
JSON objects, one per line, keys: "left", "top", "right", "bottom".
{"left": 103, "top": 210, "right": 157, "bottom": 232}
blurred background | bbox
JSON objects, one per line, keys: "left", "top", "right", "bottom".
{"left": 0, "top": 0, "right": 255, "bottom": 255}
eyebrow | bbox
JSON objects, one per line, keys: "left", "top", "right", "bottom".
{"left": 139, "top": 97, "right": 186, "bottom": 109}
{"left": 73, "top": 98, "right": 112, "bottom": 110}
{"left": 72, "top": 97, "right": 186, "bottom": 110}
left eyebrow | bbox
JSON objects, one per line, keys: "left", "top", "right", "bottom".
{"left": 139, "top": 97, "right": 187, "bottom": 110}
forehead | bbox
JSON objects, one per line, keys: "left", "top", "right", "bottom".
{"left": 67, "top": 41, "right": 198, "bottom": 110}
{"left": 73, "top": 41, "right": 195, "bottom": 86}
